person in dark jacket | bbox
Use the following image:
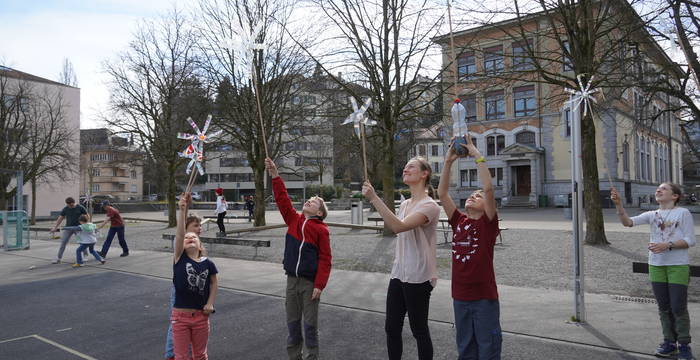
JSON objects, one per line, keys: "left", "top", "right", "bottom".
{"left": 265, "top": 157, "right": 332, "bottom": 360}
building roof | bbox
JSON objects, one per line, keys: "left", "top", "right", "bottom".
{"left": 0, "top": 65, "right": 79, "bottom": 89}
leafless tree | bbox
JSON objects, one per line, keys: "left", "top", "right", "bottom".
{"left": 58, "top": 58, "right": 78, "bottom": 87}
{"left": 103, "top": 8, "right": 204, "bottom": 227}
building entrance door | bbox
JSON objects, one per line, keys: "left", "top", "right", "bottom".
{"left": 514, "top": 165, "right": 531, "bottom": 196}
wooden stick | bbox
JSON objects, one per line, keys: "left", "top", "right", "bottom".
{"left": 361, "top": 122, "right": 369, "bottom": 181}
{"left": 251, "top": 51, "right": 269, "bottom": 159}
{"left": 185, "top": 168, "right": 197, "bottom": 194}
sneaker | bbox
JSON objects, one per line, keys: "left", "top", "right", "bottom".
{"left": 51, "top": 259, "right": 61, "bottom": 264}
{"left": 655, "top": 340, "right": 678, "bottom": 358}
{"left": 98, "top": 251, "right": 106, "bottom": 258}
{"left": 678, "top": 344, "right": 695, "bottom": 360}
{"left": 100, "top": 259, "right": 106, "bottom": 265}
{"left": 71, "top": 263, "right": 83, "bottom": 268}
{"left": 119, "top": 252, "right": 129, "bottom": 257}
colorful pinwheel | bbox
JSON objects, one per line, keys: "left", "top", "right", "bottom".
{"left": 177, "top": 115, "right": 221, "bottom": 192}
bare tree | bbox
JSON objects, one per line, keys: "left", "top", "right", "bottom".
{"left": 58, "top": 58, "right": 78, "bottom": 87}
{"left": 306, "top": 0, "right": 446, "bottom": 233}
{"left": 103, "top": 8, "right": 204, "bottom": 227}
{"left": 195, "top": 0, "right": 319, "bottom": 226}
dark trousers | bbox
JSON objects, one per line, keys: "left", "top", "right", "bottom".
{"left": 386, "top": 278, "right": 433, "bottom": 360}
{"left": 652, "top": 282, "right": 691, "bottom": 344}
{"left": 101, "top": 226, "right": 128, "bottom": 256}
{"left": 217, "top": 211, "right": 227, "bottom": 233}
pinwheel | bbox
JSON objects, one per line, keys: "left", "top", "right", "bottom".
{"left": 451, "top": 99, "right": 469, "bottom": 155}
{"left": 565, "top": 74, "right": 598, "bottom": 118}
{"left": 177, "top": 115, "right": 221, "bottom": 193}
{"left": 222, "top": 21, "right": 270, "bottom": 158}
{"left": 342, "top": 97, "right": 375, "bottom": 180}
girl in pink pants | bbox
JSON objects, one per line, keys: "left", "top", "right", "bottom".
{"left": 171, "top": 193, "right": 218, "bottom": 360}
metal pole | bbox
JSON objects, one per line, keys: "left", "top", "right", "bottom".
{"left": 303, "top": 170, "right": 306, "bottom": 201}
{"left": 571, "top": 101, "right": 586, "bottom": 322}
{"left": 16, "top": 170, "right": 23, "bottom": 212}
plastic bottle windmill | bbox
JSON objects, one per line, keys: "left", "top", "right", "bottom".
{"left": 222, "top": 21, "right": 270, "bottom": 158}
{"left": 451, "top": 99, "right": 469, "bottom": 155}
{"left": 342, "top": 97, "right": 375, "bottom": 180}
{"left": 177, "top": 115, "right": 222, "bottom": 193}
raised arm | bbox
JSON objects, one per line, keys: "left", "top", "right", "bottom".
{"left": 362, "top": 182, "right": 429, "bottom": 234}
{"left": 463, "top": 135, "right": 496, "bottom": 221}
{"left": 438, "top": 140, "right": 461, "bottom": 219}
{"left": 610, "top": 187, "right": 633, "bottom": 227}
{"left": 265, "top": 157, "right": 298, "bottom": 224}
{"left": 174, "top": 193, "right": 191, "bottom": 263}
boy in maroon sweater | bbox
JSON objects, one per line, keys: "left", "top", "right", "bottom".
{"left": 265, "top": 158, "right": 332, "bottom": 360}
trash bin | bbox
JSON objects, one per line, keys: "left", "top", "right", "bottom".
{"left": 351, "top": 201, "right": 363, "bottom": 225}
{"left": 563, "top": 207, "right": 572, "bottom": 220}
{"left": 538, "top": 195, "right": 548, "bottom": 208}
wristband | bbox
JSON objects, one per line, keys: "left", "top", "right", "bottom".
{"left": 475, "top": 157, "right": 486, "bottom": 163}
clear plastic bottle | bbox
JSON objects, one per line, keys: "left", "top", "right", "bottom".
{"left": 451, "top": 99, "right": 468, "bottom": 155}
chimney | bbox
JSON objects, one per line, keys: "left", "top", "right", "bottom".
{"left": 337, "top": 72, "right": 342, "bottom": 80}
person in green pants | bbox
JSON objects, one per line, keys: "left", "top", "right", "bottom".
{"left": 611, "top": 183, "right": 696, "bottom": 360}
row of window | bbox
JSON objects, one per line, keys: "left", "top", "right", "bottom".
{"left": 457, "top": 41, "right": 536, "bottom": 79}
{"left": 458, "top": 85, "right": 536, "bottom": 122}
{"left": 209, "top": 173, "right": 254, "bottom": 183}
{"left": 459, "top": 168, "right": 504, "bottom": 188}
{"left": 90, "top": 168, "right": 137, "bottom": 178}
{"left": 91, "top": 184, "right": 138, "bottom": 193}
{"left": 634, "top": 135, "right": 676, "bottom": 183}
{"left": 90, "top": 153, "right": 115, "bottom": 161}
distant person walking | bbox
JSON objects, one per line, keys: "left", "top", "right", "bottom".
{"left": 98, "top": 201, "right": 129, "bottom": 258}
{"left": 245, "top": 196, "right": 255, "bottom": 222}
{"left": 50, "top": 197, "right": 88, "bottom": 264}
{"left": 215, "top": 188, "right": 227, "bottom": 236}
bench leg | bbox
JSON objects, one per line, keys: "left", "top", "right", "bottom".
{"left": 498, "top": 232, "right": 503, "bottom": 245}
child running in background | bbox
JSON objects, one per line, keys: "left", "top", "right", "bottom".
{"left": 438, "top": 136, "right": 502, "bottom": 359}
{"left": 63, "top": 214, "right": 105, "bottom": 267}
{"left": 611, "top": 184, "right": 696, "bottom": 360}
{"left": 171, "top": 192, "right": 218, "bottom": 360}
{"left": 265, "top": 157, "right": 332, "bottom": 360}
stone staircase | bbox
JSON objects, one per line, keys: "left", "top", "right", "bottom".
{"left": 503, "top": 195, "right": 533, "bottom": 208}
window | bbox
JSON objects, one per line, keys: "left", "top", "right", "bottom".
{"left": 471, "top": 137, "right": 478, "bottom": 150}
{"left": 565, "top": 109, "right": 571, "bottom": 137}
{"left": 634, "top": 92, "right": 646, "bottom": 122}
{"left": 635, "top": 135, "right": 640, "bottom": 180}
{"left": 418, "top": 144, "right": 426, "bottom": 156}
{"left": 92, "top": 184, "right": 100, "bottom": 192}
{"left": 512, "top": 40, "right": 534, "bottom": 70}
{"left": 460, "top": 170, "right": 469, "bottom": 187}
{"left": 433, "top": 162, "right": 441, "bottom": 173}
{"left": 91, "top": 153, "right": 114, "bottom": 161}
{"left": 646, "top": 139, "right": 651, "bottom": 182}
{"left": 489, "top": 168, "right": 504, "bottom": 186}
{"left": 654, "top": 143, "right": 659, "bottom": 182}
{"left": 130, "top": 170, "right": 136, "bottom": 179}
{"left": 113, "top": 168, "right": 118, "bottom": 177}
{"left": 623, "top": 141, "right": 629, "bottom": 172}
{"left": 458, "top": 52, "right": 477, "bottom": 79}
{"left": 91, "top": 168, "right": 100, "bottom": 177}
{"left": 431, "top": 145, "right": 439, "bottom": 157}
{"left": 469, "top": 169, "right": 478, "bottom": 187}
{"left": 516, "top": 131, "right": 536, "bottom": 146}
{"left": 464, "top": 95, "right": 477, "bottom": 123}
{"left": 131, "top": 184, "right": 137, "bottom": 193}
{"left": 483, "top": 46, "right": 504, "bottom": 73}
{"left": 485, "top": 90, "right": 505, "bottom": 120}
{"left": 562, "top": 40, "right": 573, "bottom": 71}
{"left": 513, "top": 85, "right": 536, "bottom": 117}
{"left": 486, "top": 134, "right": 505, "bottom": 156}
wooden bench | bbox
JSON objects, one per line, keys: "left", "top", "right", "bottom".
{"left": 632, "top": 262, "right": 700, "bottom": 277}
{"left": 162, "top": 234, "right": 270, "bottom": 257}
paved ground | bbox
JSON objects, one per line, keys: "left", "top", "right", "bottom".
{"left": 0, "top": 250, "right": 657, "bottom": 360}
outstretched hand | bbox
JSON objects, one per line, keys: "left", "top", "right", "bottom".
{"left": 362, "top": 180, "right": 378, "bottom": 202}
{"left": 178, "top": 193, "right": 191, "bottom": 210}
{"left": 610, "top": 187, "right": 621, "bottom": 207}
{"left": 463, "top": 134, "right": 481, "bottom": 159}
{"left": 264, "top": 157, "right": 279, "bottom": 177}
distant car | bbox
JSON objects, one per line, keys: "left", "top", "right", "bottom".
{"left": 176, "top": 191, "right": 201, "bottom": 200}
{"left": 147, "top": 194, "right": 159, "bottom": 201}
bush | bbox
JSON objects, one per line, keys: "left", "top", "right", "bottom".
{"left": 305, "top": 184, "right": 338, "bottom": 200}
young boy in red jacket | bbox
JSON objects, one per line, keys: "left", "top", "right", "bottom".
{"left": 265, "top": 158, "right": 332, "bottom": 360}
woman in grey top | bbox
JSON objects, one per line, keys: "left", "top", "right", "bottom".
{"left": 363, "top": 156, "right": 440, "bottom": 360}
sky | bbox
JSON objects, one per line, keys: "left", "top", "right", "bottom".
{"left": 0, "top": 0, "right": 179, "bottom": 129}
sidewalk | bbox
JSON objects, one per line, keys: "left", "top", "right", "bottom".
{"left": 8, "top": 239, "right": 698, "bottom": 356}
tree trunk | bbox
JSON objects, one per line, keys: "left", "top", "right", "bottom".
{"left": 382, "top": 130, "right": 395, "bottom": 236}
{"left": 167, "top": 161, "right": 177, "bottom": 228}
{"left": 253, "top": 163, "right": 266, "bottom": 227}
{"left": 581, "top": 112, "right": 609, "bottom": 245}
{"left": 30, "top": 177, "right": 37, "bottom": 225}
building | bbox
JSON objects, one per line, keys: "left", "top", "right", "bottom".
{"left": 0, "top": 66, "right": 80, "bottom": 217}
{"left": 433, "top": 5, "right": 684, "bottom": 208}
{"left": 408, "top": 124, "right": 448, "bottom": 186}
{"left": 80, "top": 128, "right": 144, "bottom": 201}
{"left": 204, "top": 74, "right": 338, "bottom": 201}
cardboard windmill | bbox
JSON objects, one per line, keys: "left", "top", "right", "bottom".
{"left": 342, "top": 97, "right": 375, "bottom": 180}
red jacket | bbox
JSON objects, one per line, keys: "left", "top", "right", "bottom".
{"left": 272, "top": 177, "right": 332, "bottom": 290}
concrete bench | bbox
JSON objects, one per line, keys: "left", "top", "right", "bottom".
{"left": 162, "top": 234, "right": 270, "bottom": 257}
{"left": 632, "top": 262, "right": 700, "bottom": 277}
{"left": 203, "top": 215, "right": 253, "bottom": 230}
{"left": 225, "top": 224, "right": 287, "bottom": 236}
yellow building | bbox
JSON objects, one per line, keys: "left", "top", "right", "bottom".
{"left": 433, "top": 9, "right": 683, "bottom": 208}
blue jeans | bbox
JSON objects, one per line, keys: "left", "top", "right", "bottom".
{"left": 165, "top": 286, "right": 175, "bottom": 358}
{"left": 453, "top": 299, "right": 502, "bottom": 360}
{"left": 101, "top": 226, "right": 128, "bottom": 256}
{"left": 76, "top": 244, "right": 103, "bottom": 264}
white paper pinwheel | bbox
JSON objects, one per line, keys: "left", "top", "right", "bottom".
{"left": 565, "top": 74, "right": 598, "bottom": 117}
{"left": 342, "top": 97, "right": 376, "bottom": 138}
{"left": 177, "top": 115, "right": 222, "bottom": 145}
{"left": 179, "top": 143, "right": 205, "bottom": 176}
{"left": 222, "top": 22, "right": 265, "bottom": 80}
